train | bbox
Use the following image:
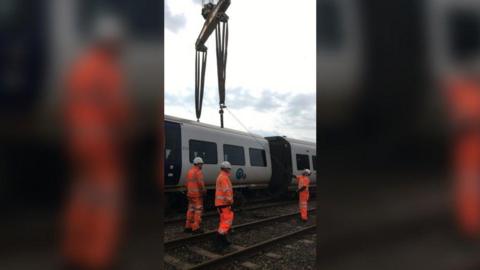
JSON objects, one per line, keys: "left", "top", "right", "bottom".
{"left": 2, "top": 0, "right": 480, "bottom": 207}
{"left": 164, "top": 115, "right": 316, "bottom": 207}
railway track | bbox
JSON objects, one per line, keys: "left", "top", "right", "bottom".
{"left": 164, "top": 208, "right": 316, "bottom": 269}
{"left": 164, "top": 200, "right": 298, "bottom": 225}
{"left": 184, "top": 225, "right": 316, "bottom": 270}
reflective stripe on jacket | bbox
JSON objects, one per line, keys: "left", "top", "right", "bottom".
{"left": 185, "top": 166, "right": 205, "bottom": 197}
{"left": 215, "top": 171, "right": 233, "bottom": 207}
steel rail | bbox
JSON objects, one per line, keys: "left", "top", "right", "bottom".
{"left": 164, "top": 200, "right": 299, "bottom": 224}
{"left": 186, "top": 225, "right": 316, "bottom": 270}
{"left": 165, "top": 208, "right": 316, "bottom": 250}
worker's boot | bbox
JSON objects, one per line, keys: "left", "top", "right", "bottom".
{"left": 214, "top": 233, "right": 226, "bottom": 251}
{"left": 222, "top": 234, "right": 231, "bottom": 247}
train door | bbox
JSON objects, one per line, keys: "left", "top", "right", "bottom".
{"left": 266, "top": 136, "right": 293, "bottom": 195}
{"left": 165, "top": 121, "right": 182, "bottom": 186}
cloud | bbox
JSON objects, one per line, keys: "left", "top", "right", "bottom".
{"left": 219, "top": 87, "right": 289, "bottom": 112}
{"left": 278, "top": 93, "right": 316, "bottom": 130}
{"left": 255, "top": 90, "right": 289, "bottom": 112}
{"left": 166, "top": 87, "right": 316, "bottom": 141}
{"left": 223, "top": 87, "right": 255, "bottom": 109}
{"left": 165, "top": 4, "right": 187, "bottom": 33}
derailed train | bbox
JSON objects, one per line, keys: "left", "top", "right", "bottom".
{"left": 164, "top": 115, "right": 316, "bottom": 205}
{"left": 2, "top": 0, "right": 479, "bottom": 206}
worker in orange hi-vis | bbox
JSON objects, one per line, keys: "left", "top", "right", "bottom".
{"left": 292, "top": 169, "right": 311, "bottom": 222}
{"left": 61, "top": 15, "right": 131, "bottom": 270}
{"left": 445, "top": 62, "right": 480, "bottom": 240}
{"left": 214, "top": 161, "right": 234, "bottom": 250}
{"left": 184, "top": 157, "right": 206, "bottom": 234}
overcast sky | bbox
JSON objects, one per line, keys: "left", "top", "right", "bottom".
{"left": 165, "top": 0, "right": 316, "bottom": 142}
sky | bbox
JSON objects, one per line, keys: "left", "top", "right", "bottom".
{"left": 165, "top": 0, "right": 316, "bottom": 142}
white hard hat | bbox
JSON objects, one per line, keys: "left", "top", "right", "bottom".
{"left": 303, "top": 169, "right": 311, "bottom": 175}
{"left": 193, "top": 157, "right": 204, "bottom": 165}
{"left": 220, "top": 161, "right": 232, "bottom": 169}
{"left": 92, "top": 14, "right": 125, "bottom": 43}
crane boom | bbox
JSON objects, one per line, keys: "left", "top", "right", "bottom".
{"left": 195, "top": 0, "right": 230, "bottom": 51}
{"left": 194, "top": 0, "right": 231, "bottom": 127}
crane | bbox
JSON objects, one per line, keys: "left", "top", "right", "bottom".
{"left": 194, "top": 0, "right": 231, "bottom": 128}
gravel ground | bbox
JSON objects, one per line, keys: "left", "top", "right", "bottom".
{"left": 208, "top": 232, "right": 317, "bottom": 270}
{"left": 165, "top": 212, "right": 316, "bottom": 269}
{"left": 164, "top": 201, "right": 315, "bottom": 241}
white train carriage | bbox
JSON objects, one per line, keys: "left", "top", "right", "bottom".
{"left": 165, "top": 115, "right": 273, "bottom": 191}
{"left": 265, "top": 136, "right": 316, "bottom": 195}
{"left": 165, "top": 115, "right": 317, "bottom": 195}
{"left": 287, "top": 138, "right": 317, "bottom": 184}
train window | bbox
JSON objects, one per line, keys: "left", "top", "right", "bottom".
{"left": 77, "top": 0, "right": 162, "bottom": 40}
{"left": 0, "top": 0, "right": 46, "bottom": 110}
{"left": 296, "top": 154, "right": 310, "bottom": 170}
{"left": 318, "top": 0, "right": 343, "bottom": 50}
{"left": 447, "top": 9, "right": 480, "bottom": 60}
{"left": 189, "top": 140, "right": 218, "bottom": 164}
{"left": 223, "top": 144, "right": 245, "bottom": 166}
{"left": 249, "top": 148, "right": 267, "bottom": 167}
{"left": 312, "top": 155, "right": 317, "bottom": 171}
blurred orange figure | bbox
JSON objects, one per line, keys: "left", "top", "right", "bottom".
{"left": 62, "top": 16, "right": 130, "bottom": 269}
{"left": 445, "top": 68, "right": 480, "bottom": 239}
{"left": 184, "top": 157, "right": 206, "bottom": 233}
{"left": 214, "top": 161, "right": 234, "bottom": 249}
{"left": 294, "top": 169, "right": 311, "bottom": 222}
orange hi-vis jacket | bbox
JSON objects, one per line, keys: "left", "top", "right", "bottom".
{"left": 297, "top": 175, "right": 310, "bottom": 194}
{"left": 64, "top": 47, "right": 130, "bottom": 173}
{"left": 446, "top": 77, "right": 480, "bottom": 125}
{"left": 215, "top": 171, "right": 234, "bottom": 207}
{"left": 185, "top": 166, "right": 205, "bottom": 198}
{"left": 445, "top": 76, "right": 480, "bottom": 238}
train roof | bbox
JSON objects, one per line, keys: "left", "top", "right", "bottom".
{"left": 283, "top": 137, "right": 316, "bottom": 147}
{"left": 265, "top": 136, "right": 316, "bottom": 148}
{"left": 165, "top": 115, "right": 267, "bottom": 141}
{"left": 165, "top": 115, "right": 316, "bottom": 147}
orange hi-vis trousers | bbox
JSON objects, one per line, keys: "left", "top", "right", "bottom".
{"left": 299, "top": 191, "right": 309, "bottom": 221}
{"left": 454, "top": 131, "right": 480, "bottom": 238}
{"left": 217, "top": 206, "right": 234, "bottom": 235}
{"left": 185, "top": 196, "right": 204, "bottom": 231}
{"left": 63, "top": 170, "right": 124, "bottom": 270}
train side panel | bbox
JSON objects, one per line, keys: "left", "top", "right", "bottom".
{"left": 177, "top": 121, "right": 272, "bottom": 188}
{"left": 288, "top": 139, "right": 317, "bottom": 185}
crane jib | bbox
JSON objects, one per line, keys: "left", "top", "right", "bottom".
{"left": 194, "top": 0, "right": 230, "bottom": 127}
{"left": 195, "top": 0, "right": 231, "bottom": 50}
